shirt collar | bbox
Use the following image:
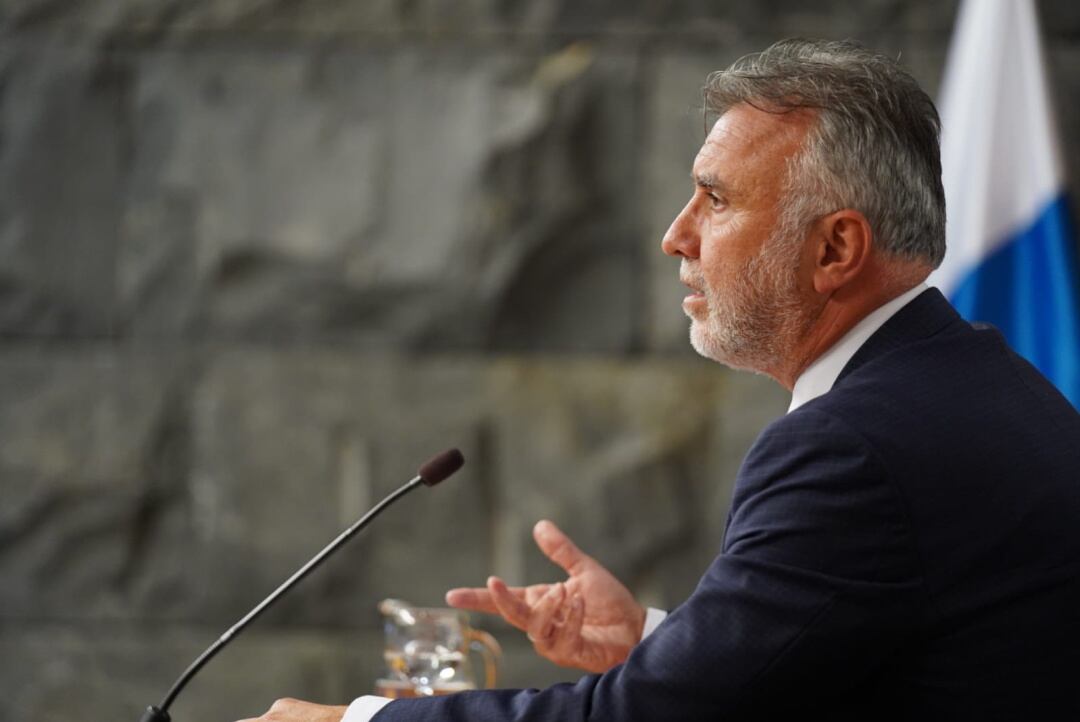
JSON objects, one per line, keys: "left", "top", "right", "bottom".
{"left": 788, "top": 283, "right": 927, "bottom": 413}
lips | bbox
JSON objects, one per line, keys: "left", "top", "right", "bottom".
{"left": 680, "top": 263, "right": 707, "bottom": 314}
{"left": 681, "top": 277, "right": 705, "bottom": 297}
{"left": 679, "top": 277, "right": 707, "bottom": 317}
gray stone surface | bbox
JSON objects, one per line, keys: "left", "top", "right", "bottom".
{"left": 187, "top": 352, "right": 495, "bottom": 624}
{"left": 0, "top": 0, "right": 964, "bottom": 41}
{"left": 0, "top": 42, "right": 127, "bottom": 338}
{"left": 3, "top": 1, "right": 1080, "bottom": 720}
{"left": 6, "top": 40, "right": 644, "bottom": 350}
{"left": 0, "top": 350, "right": 192, "bottom": 621}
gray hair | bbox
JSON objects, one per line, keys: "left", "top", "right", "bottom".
{"left": 704, "top": 38, "right": 946, "bottom": 267}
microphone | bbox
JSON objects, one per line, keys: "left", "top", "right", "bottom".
{"left": 138, "top": 448, "right": 465, "bottom": 722}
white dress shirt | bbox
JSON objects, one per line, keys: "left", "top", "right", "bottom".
{"left": 788, "top": 283, "right": 927, "bottom": 413}
{"left": 343, "top": 284, "right": 928, "bottom": 722}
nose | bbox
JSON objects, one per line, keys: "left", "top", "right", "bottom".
{"left": 661, "top": 198, "right": 699, "bottom": 259}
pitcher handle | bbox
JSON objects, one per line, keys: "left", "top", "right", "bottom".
{"left": 466, "top": 629, "right": 502, "bottom": 689}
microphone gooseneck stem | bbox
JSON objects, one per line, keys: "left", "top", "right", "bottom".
{"left": 153, "top": 474, "right": 425, "bottom": 717}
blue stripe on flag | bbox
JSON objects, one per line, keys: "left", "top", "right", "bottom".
{"left": 950, "top": 193, "right": 1080, "bottom": 409}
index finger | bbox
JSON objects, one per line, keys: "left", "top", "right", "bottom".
{"left": 448, "top": 581, "right": 545, "bottom": 611}
{"left": 533, "top": 520, "right": 591, "bottom": 576}
{"left": 446, "top": 587, "right": 502, "bottom": 613}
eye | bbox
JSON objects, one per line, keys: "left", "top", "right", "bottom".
{"left": 707, "top": 192, "right": 726, "bottom": 211}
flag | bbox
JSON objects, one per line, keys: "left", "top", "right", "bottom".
{"left": 929, "top": 0, "right": 1080, "bottom": 408}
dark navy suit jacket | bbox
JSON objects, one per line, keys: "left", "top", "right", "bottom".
{"left": 376, "top": 289, "right": 1080, "bottom": 721}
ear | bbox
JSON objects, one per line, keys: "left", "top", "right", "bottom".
{"left": 811, "top": 209, "right": 873, "bottom": 295}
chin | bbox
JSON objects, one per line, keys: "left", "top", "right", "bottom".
{"left": 689, "top": 320, "right": 772, "bottom": 374}
{"left": 690, "top": 322, "right": 733, "bottom": 366}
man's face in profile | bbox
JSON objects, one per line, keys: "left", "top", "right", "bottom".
{"left": 662, "top": 104, "right": 819, "bottom": 375}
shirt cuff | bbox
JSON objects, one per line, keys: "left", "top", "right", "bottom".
{"left": 342, "top": 695, "right": 393, "bottom": 722}
{"left": 641, "top": 607, "right": 668, "bottom": 640}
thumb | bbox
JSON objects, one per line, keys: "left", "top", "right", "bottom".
{"left": 533, "top": 520, "right": 591, "bottom": 576}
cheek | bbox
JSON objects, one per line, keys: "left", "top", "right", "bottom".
{"left": 698, "top": 215, "right": 752, "bottom": 281}
{"left": 787, "top": 238, "right": 820, "bottom": 294}
{"left": 697, "top": 257, "right": 739, "bottom": 302}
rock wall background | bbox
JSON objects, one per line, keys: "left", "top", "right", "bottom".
{"left": 2, "top": 2, "right": 1079, "bottom": 720}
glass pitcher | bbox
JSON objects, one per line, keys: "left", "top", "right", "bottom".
{"left": 376, "top": 598, "right": 501, "bottom": 698}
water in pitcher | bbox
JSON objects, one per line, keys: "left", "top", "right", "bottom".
{"left": 385, "top": 646, "right": 472, "bottom": 695}
{"left": 378, "top": 599, "right": 500, "bottom": 697}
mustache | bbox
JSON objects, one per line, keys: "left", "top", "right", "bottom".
{"left": 680, "top": 262, "right": 705, "bottom": 293}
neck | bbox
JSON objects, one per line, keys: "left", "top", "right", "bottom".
{"left": 765, "top": 265, "right": 929, "bottom": 390}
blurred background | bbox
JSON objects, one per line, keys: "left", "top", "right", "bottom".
{"left": 1, "top": 1, "right": 1079, "bottom": 720}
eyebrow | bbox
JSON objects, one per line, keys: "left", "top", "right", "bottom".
{"left": 693, "top": 172, "right": 727, "bottom": 193}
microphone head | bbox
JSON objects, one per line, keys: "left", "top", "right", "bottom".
{"left": 418, "top": 448, "right": 464, "bottom": 487}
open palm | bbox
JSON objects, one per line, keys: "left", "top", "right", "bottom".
{"left": 445, "top": 520, "right": 646, "bottom": 674}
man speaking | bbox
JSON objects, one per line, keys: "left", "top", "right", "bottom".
{"left": 244, "top": 38, "right": 1080, "bottom": 722}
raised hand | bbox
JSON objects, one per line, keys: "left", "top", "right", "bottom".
{"left": 445, "top": 520, "right": 646, "bottom": 674}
